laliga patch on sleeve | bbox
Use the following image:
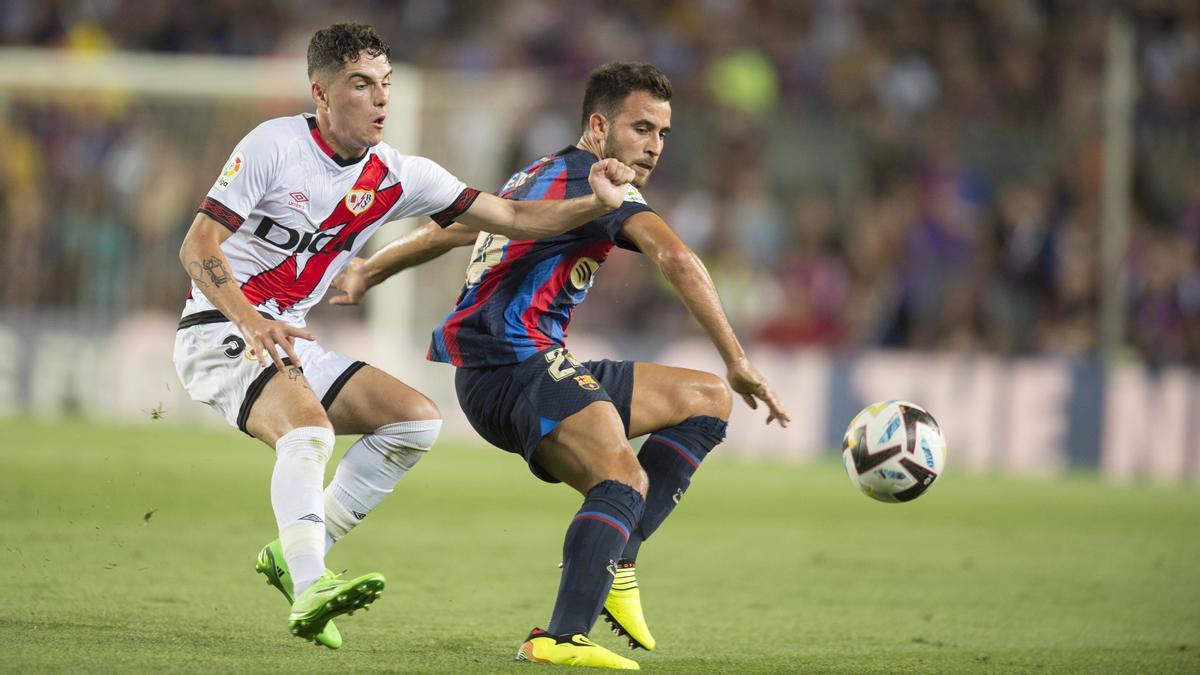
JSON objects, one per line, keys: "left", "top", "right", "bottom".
{"left": 214, "top": 152, "right": 244, "bottom": 192}
{"left": 623, "top": 185, "right": 647, "bottom": 205}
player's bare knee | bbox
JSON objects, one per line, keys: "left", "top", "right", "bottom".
{"left": 407, "top": 394, "right": 441, "bottom": 422}
{"left": 254, "top": 412, "right": 331, "bottom": 448}
{"left": 293, "top": 402, "right": 333, "bottom": 430}
{"left": 582, "top": 444, "right": 647, "bottom": 497}
{"left": 687, "top": 372, "right": 732, "bottom": 420}
{"left": 712, "top": 375, "right": 734, "bottom": 419}
{"left": 615, "top": 454, "right": 649, "bottom": 497}
{"left": 270, "top": 399, "right": 331, "bottom": 443}
{"left": 629, "top": 465, "right": 649, "bottom": 497}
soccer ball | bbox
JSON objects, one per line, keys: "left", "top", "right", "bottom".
{"left": 841, "top": 400, "right": 946, "bottom": 503}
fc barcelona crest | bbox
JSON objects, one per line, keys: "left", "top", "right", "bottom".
{"left": 574, "top": 374, "right": 600, "bottom": 391}
{"left": 345, "top": 189, "right": 375, "bottom": 215}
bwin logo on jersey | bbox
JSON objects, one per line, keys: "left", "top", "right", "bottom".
{"left": 345, "top": 189, "right": 375, "bottom": 215}
{"left": 570, "top": 257, "right": 600, "bottom": 291}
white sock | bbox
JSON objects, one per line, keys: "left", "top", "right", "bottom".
{"left": 272, "top": 426, "right": 335, "bottom": 596}
{"left": 323, "top": 419, "right": 441, "bottom": 552}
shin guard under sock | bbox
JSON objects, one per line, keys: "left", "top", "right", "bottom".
{"left": 548, "top": 480, "right": 645, "bottom": 636}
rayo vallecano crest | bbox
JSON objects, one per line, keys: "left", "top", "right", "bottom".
{"left": 345, "top": 189, "right": 375, "bottom": 215}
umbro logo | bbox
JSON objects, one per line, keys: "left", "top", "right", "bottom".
{"left": 287, "top": 191, "right": 309, "bottom": 212}
{"left": 352, "top": 511, "right": 367, "bottom": 520}
{"left": 605, "top": 560, "right": 618, "bottom": 577}
{"left": 672, "top": 488, "right": 684, "bottom": 505}
{"left": 299, "top": 513, "right": 324, "bottom": 523}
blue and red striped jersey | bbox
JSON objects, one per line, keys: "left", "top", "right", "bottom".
{"left": 428, "top": 146, "right": 654, "bottom": 367}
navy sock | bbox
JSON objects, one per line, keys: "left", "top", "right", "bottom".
{"left": 548, "top": 480, "right": 645, "bottom": 636}
{"left": 620, "top": 415, "right": 727, "bottom": 563}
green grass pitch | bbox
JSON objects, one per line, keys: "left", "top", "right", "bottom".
{"left": 2, "top": 419, "right": 1198, "bottom": 673}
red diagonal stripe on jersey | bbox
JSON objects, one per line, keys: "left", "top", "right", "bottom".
{"left": 240, "top": 155, "right": 403, "bottom": 312}
{"left": 544, "top": 169, "right": 568, "bottom": 201}
{"left": 441, "top": 239, "right": 535, "bottom": 365}
{"left": 520, "top": 239, "right": 611, "bottom": 348}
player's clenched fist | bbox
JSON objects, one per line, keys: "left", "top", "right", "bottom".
{"left": 587, "top": 158, "right": 637, "bottom": 209}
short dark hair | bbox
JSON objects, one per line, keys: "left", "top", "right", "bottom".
{"left": 307, "top": 22, "right": 391, "bottom": 79}
{"left": 581, "top": 62, "right": 672, "bottom": 129}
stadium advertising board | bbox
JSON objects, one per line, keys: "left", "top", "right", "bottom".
{"left": 0, "top": 322, "right": 1196, "bottom": 483}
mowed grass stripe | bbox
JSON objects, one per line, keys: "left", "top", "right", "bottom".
{"left": 1, "top": 420, "right": 1197, "bottom": 673}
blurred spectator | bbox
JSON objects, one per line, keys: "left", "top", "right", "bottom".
{"left": 757, "top": 192, "right": 849, "bottom": 347}
{"left": 2, "top": 0, "right": 1199, "bottom": 365}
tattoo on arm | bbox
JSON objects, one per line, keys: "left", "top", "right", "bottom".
{"left": 202, "top": 256, "right": 232, "bottom": 287}
{"left": 187, "top": 261, "right": 208, "bottom": 289}
{"left": 187, "top": 256, "right": 232, "bottom": 289}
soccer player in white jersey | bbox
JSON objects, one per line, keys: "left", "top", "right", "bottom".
{"left": 173, "top": 22, "right": 636, "bottom": 649}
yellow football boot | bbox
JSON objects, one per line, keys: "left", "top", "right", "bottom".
{"left": 516, "top": 628, "right": 640, "bottom": 670}
{"left": 600, "top": 563, "right": 655, "bottom": 650}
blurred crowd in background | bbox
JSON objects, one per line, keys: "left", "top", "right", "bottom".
{"left": 2, "top": 0, "right": 1199, "bottom": 365}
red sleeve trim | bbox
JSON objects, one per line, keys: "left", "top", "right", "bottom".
{"left": 198, "top": 197, "right": 245, "bottom": 233}
{"left": 431, "top": 187, "right": 481, "bottom": 228}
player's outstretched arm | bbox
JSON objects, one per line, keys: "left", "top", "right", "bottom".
{"left": 620, "top": 211, "right": 791, "bottom": 427}
{"left": 329, "top": 221, "right": 478, "bottom": 306}
{"left": 179, "top": 213, "right": 314, "bottom": 370}
{"left": 454, "top": 158, "right": 636, "bottom": 239}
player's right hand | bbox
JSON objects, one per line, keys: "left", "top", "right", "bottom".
{"left": 587, "top": 158, "right": 637, "bottom": 210}
{"left": 238, "top": 314, "right": 314, "bottom": 371}
{"left": 727, "top": 358, "right": 791, "bottom": 427}
{"left": 329, "top": 257, "right": 369, "bottom": 306}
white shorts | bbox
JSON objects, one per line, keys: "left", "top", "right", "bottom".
{"left": 173, "top": 310, "right": 366, "bottom": 433}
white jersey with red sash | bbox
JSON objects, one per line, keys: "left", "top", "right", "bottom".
{"left": 185, "top": 113, "right": 479, "bottom": 326}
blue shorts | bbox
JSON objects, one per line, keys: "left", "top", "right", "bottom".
{"left": 454, "top": 346, "right": 635, "bottom": 483}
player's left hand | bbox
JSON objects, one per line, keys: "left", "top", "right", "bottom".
{"left": 329, "top": 257, "right": 369, "bottom": 306}
{"left": 727, "top": 357, "right": 791, "bottom": 427}
{"left": 587, "top": 158, "right": 637, "bottom": 209}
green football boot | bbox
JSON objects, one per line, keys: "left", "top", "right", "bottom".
{"left": 288, "top": 570, "right": 385, "bottom": 643}
{"left": 600, "top": 563, "right": 655, "bottom": 650}
{"left": 255, "top": 540, "right": 343, "bottom": 649}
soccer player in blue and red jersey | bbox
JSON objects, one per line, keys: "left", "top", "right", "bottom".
{"left": 331, "top": 62, "right": 789, "bottom": 669}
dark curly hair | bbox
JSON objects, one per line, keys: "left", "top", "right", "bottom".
{"left": 307, "top": 22, "right": 391, "bottom": 79}
{"left": 581, "top": 62, "right": 672, "bottom": 129}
